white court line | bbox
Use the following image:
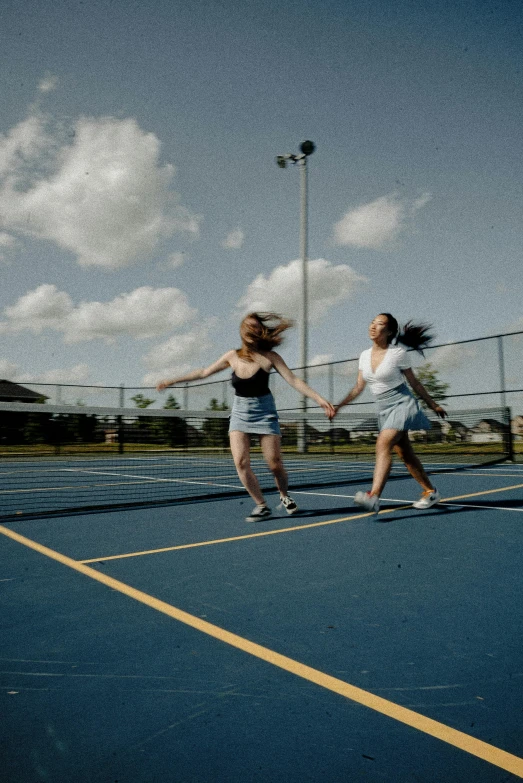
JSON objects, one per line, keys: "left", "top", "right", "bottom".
{"left": 292, "top": 489, "right": 523, "bottom": 513}
{"left": 61, "top": 468, "right": 244, "bottom": 491}
{"left": 437, "top": 471, "right": 523, "bottom": 478}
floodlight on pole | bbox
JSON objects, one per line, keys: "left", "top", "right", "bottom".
{"left": 275, "top": 141, "right": 315, "bottom": 453}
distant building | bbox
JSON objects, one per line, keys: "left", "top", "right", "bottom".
{"left": 440, "top": 419, "right": 468, "bottom": 441}
{"left": 512, "top": 415, "right": 523, "bottom": 440}
{"left": 0, "top": 380, "right": 48, "bottom": 403}
{"left": 350, "top": 418, "right": 379, "bottom": 440}
{"left": 467, "top": 418, "right": 505, "bottom": 443}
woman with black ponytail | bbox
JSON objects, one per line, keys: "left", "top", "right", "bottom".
{"left": 333, "top": 313, "right": 447, "bottom": 513}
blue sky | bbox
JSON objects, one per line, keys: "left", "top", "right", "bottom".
{"left": 1, "top": 0, "right": 522, "bottom": 403}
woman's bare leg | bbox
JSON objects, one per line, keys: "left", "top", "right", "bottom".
{"left": 259, "top": 434, "right": 288, "bottom": 496}
{"left": 393, "top": 432, "right": 435, "bottom": 492}
{"left": 370, "top": 429, "right": 403, "bottom": 497}
{"left": 229, "top": 430, "right": 266, "bottom": 505}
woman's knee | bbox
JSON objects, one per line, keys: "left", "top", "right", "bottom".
{"left": 233, "top": 453, "right": 251, "bottom": 472}
{"left": 376, "top": 432, "right": 397, "bottom": 453}
{"left": 267, "top": 456, "right": 284, "bottom": 475}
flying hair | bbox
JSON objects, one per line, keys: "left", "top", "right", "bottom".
{"left": 380, "top": 313, "right": 434, "bottom": 355}
{"left": 237, "top": 312, "right": 293, "bottom": 360}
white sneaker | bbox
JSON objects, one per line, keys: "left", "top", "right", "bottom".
{"left": 354, "top": 491, "right": 380, "bottom": 513}
{"left": 412, "top": 489, "right": 441, "bottom": 509}
{"left": 278, "top": 495, "right": 299, "bottom": 515}
{"left": 245, "top": 504, "right": 272, "bottom": 522}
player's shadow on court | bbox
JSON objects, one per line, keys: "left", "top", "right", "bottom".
{"left": 445, "top": 498, "right": 523, "bottom": 509}
{"left": 374, "top": 504, "right": 479, "bottom": 524}
{"left": 282, "top": 505, "right": 358, "bottom": 519}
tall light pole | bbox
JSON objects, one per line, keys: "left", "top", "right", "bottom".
{"left": 276, "top": 140, "right": 315, "bottom": 453}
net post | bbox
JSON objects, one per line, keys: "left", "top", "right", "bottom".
{"left": 504, "top": 406, "right": 515, "bottom": 462}
{"left": 328, "top": 362, "right": 334, "bottom": 454}
{"left": 117, "top": 414, "right": 124, "bottom": 454}
{"left": 54, "top": 415, "right": 61, "bottom": 456}
{"left": 119, "top": 384, "right": 125, "bottom": 408}
{"left": 497, "top": 335, "right": 507, "bottom": 409}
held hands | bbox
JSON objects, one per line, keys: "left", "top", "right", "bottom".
{"left": 319, "top": 399, "right": 336, "bottom": 419}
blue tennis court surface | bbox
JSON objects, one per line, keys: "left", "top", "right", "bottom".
{"left": 1, "top": 462, "right": 523, "bottom": 781}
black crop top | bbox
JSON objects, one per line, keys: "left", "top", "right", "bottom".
{"left": 231, "top": 367, "right": 271, "bottom": 397}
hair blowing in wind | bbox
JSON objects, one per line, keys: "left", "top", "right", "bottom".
{"left": 238, "top": 313, "right": 294, "bottom": 359}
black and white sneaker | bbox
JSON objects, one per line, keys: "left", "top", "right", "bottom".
{"left": 278, "top": 495, "right": 299, "bottom": 515}
{"left": 245, "top": 504, "right": 272, "bottom": 522}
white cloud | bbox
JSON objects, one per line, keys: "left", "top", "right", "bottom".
{"left": 0, "top": 113, "right": 53, "bottom": 179}
{"left": 307, "top": 353, "right": 334, "bottom": 378}
{"left": 0, "top": 359, "right": 19, "bottom": 379}
{"left": 66, "top": 287, "right": 196, "bottom": 342}
{"left": 1, "top": 284, "right": 197, "bottom": 342}
{"left": 0, "top": 359, "right": 93, "bottom": 385}
{"left": 38, "top": 74, "right": 59, "bottom": 93}
{"left": 309, "top": 353, "right": 334, "bottom": 366}
{"left": 4, "top": 284, "right": 74, "bottom": 333}
{"left": 165, "top": 252, "right": 186, "bottom": 268}
{"left": 18, "top": 364, "right": 91, "bottom": 384}
{"left": 141, "top": 323, "right": 213, "bottom": 385}
{"left": 237, "top": 258, "right": 367, "bottom": 323}
{"left": 428, "top": 343, "right": 477, "bottom": 373}
{"left": 0, "top": 232, "right": 16, "bottom": 248}
{"left": 333, "top": 192, "right": 431, "bottom": 249}
{"left": 221, "top": 228, "right": 244, "bottom": 250}
{"left": 0, "top": 232, "right": 18, "bottom": 262}
{"left": 0, "top": 109, "right": 201, "bottom": 268}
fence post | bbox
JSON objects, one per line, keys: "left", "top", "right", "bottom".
{"left": 497, "top": 335, "right": 507, "bottom": 409}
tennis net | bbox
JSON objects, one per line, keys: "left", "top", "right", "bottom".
{"left": 0, "top": 401, "right": 512, "bottom": 519}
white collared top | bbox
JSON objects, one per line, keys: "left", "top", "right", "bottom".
{"left": 359, "top": 345, "right": 412, "bottom": 395}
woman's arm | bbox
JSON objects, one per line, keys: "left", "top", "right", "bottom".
{"left": 402, "top": 368, "right": 447, "bottom": 418}
{"left": 269, "top": 352, "right": 335, "bottom": 418}
{"left": 156, "top": 351, "right": 234, "bottom": 391}
{"left": 333, "top": 370, "right": 366, "bottom": 416}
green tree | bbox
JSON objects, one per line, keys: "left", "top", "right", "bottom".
{"left": 203, "top": 398, "right": 229, "bottom": 447}
{"left": 414, "top": 362, "right": 450, "bottom": 408}
{"left": 207, "top": 397, "right": 228, "bottom": 411}
{"left": 131, "top": 393, "right": 155, "bottom": 408}
{"left": 128, "top": 394, "right": 156, "bottom": 446}
{"left": 163, "top": 394, "right": 181, "bottom": 409}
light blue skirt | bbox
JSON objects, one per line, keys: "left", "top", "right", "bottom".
{"left": 375, "top": 383, "right": 431, "bottom": 432}
{"left": 228, "top": 392, "right": 281, "bottom": 436}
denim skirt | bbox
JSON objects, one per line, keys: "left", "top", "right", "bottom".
{"left": 228, "top": 392, "right": 281, "bottom": 436}
{"left": 376, "top": 383, "right": 431, "bottom": 432}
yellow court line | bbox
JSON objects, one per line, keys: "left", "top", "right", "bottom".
{"left": 442, "top": 482, "right": 523, "bottom": 502}
{"left": 79, "top": 481, "right": 523, "bottom": 564}
{"left": 0, "top": 523, "right": 522, "bottom": 778}
{"left": 79, "top": 508, "right": 394, "bottom": 563}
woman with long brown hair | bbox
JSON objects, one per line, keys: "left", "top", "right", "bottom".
{"left": 333, "top": 313, "right": 447, "bottom": 513}
{"left": 157, "top": 313, "right": 334, "bottom": 521}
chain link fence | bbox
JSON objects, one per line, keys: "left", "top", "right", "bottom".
{"left": 11, "top": 330, "right": 523, "bottom": 459}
